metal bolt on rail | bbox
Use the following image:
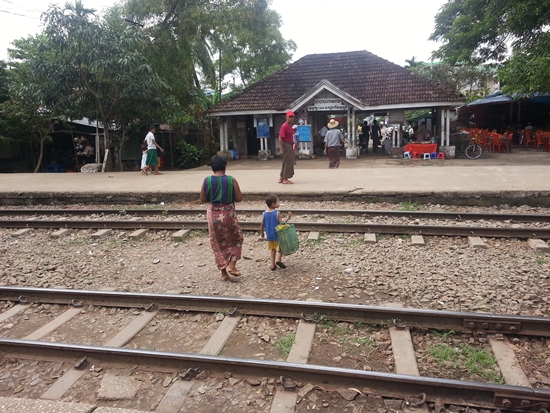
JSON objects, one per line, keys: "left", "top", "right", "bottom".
{"left": 279, "top": 376, "right": 296, "bottom": 390}
{"left": 74, "top": 357, "right": 87, "bottom": 370}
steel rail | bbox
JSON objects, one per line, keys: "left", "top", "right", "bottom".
{"left": 1, "top": 338, "right": 549, "bottom": 412}
{"left": 2, "top": 287, "right": 549, "bottom": 337}
{"left": 1, "top": 219, "right": 550, "bottom": 239}
{"left": 2, "top": 208, "right": 550, "bottom": 223}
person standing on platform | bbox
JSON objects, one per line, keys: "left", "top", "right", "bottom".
{"left": 200, "top": 155, "right": 244, "bottom": 281}
{"left": 324, "top": 118, "right": 344, "bottom": 168}
{"left": 371, "top": 119, "right": 381, "bottom": 152}
{"left": 278, "top": 111, "right": 295, "bottom": 184}
{"left": 144, "top": 125, "right": 164, "bottom": 175}
{"left": 362, "top": 120, "right": 371, "bottom": 153}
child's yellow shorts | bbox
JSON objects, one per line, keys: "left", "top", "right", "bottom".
{"left": 267, "top": 241, "right": 280, "bottom": 251}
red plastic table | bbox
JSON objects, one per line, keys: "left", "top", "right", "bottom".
{"left": 404, "top": 143, "right": 437, "bottom": 155}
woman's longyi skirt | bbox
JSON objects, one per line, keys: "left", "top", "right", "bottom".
{"left": 207, "top": 203, "right": 243, "bottom": 270}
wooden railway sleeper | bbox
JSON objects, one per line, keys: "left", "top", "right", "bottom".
{"left": 279, "top": 376, "right": 296, "bottom": 390}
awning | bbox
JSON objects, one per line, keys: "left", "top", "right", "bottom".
{"left": 467, "top": 91, "right": 513, "bottom": 106}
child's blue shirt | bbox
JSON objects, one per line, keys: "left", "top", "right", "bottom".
{"left": 263, "top": 210, "right": 279, "bottom": 241}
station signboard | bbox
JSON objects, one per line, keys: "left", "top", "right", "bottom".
{"left": 308, "top": 98, "right": 348, "bottom": 111}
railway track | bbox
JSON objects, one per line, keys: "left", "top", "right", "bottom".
{"left": 2, "top": 207, "right": 550, "bottom": 239}
{"left": 2, "top": 207, "right": 550, "bottom": 222}
{"left": 0, "top": 287, "right": 549, "bottom": 413}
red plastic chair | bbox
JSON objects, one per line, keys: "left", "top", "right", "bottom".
{"left": 536, "top": 131, "right": 546, "bottom": 151}
{"left": 491, "top": 134, "right": 503, "bottom": 152}
{"left": 524, "top": 129, "right": 536, "bottom": 148}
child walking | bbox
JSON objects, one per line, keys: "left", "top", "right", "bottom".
{"left": 260, "top": 193, "right": 292, "bottom": 271}
{"left": 140, "top": 143, "right": 148, "bottom": 175}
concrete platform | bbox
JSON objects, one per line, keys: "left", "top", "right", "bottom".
{"left": 2, "top": 149, "right": 550, "bottom": 206}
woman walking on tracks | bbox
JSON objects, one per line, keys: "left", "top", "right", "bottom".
{"left": 200, "top": 155, "right": 244, "bottom": 281}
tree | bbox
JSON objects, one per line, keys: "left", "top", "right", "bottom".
{"left": 429, "top": 0, "right": 550, "bottom": 94}
{"left": 2, "top": 36, "right": 70, "bottom": 172}
{"left": 124, "top": 0, "right": 295, "bottom": 103}
{"left": 404, "top": 56, "right": 423, "bottom": 71}
{"left": 405, "top": 60, "right": 493, "bottom": 102}
{"left": 40, "top": 1, "right": 166, "bottom": 169}
{"left": 214, "top": 0, "right": 296, "bottom": 88}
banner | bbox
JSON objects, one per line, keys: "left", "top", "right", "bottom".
{"left": 256, "top": 118, "right": 270, "bottom": 138}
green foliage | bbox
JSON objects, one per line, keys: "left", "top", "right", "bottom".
{"left": 428, "top": 342, "right": 502, "bottom": 383}
{"left": 176, "top": 140, "right": 204, "bottom": 169}
{"left": 275, "top": 334, "right": 295, "bottom": 358}
{"left": 125, "top": 0, "right": 295, "bottom": 93}
{"left": 430, "top": 0, "right": 550, "bottom": 94}
{"left": 399, "top": 201, "right": 420, "bottom": 211}
{"left": 404, "top": 59, "right": 493, "bottom": 102}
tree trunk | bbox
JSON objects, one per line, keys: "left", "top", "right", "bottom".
{"left": 102, "top": 118, "right": 109, "bottom": 172}
{"left": 33, "top": 135, "right": 46, "bottom": 173}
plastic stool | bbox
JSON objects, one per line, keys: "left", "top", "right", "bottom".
{"left": 437, "top": 152, "right": 446, "bottom": 159}
{"left": 412, "top": 152, "right": 421, "bottom": 158}
{"left": 403, "top": 151, "right": 411, "bottom": 159}
{"left": 423, "top": 153, "right": 431, "bottom": 160}
{"left": 430, "top": 152, "right": 438, "bottom": 159}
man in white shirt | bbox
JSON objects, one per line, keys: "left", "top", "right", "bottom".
{"left": 144, "top": 125, "right": 164, "bottom": 175}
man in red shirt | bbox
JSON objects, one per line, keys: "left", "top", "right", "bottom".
{"left": 278, "top": 111, "right": 296, "bottom": 184}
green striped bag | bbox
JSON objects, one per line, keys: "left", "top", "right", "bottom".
{"left": 275, "top": 223, "right": 299, "bottom": 256}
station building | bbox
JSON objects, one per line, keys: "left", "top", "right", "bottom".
{"left": 209, "top": 50, "right": 465, "bottom": 159}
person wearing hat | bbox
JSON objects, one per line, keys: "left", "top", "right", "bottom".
{"left": 324, "top": 118, "right": 344, "bottom": 168}
{"left": 278, "top": 111, "right": 296, "bottom": 184}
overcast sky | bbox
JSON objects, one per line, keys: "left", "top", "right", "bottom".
{"left": 0, "top": 0, "right": 446, "bottom": 66}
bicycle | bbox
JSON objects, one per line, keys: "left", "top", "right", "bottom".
{"left": 465, "top": 137, "right": 482, "bottom": 159}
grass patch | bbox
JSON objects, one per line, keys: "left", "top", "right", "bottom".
{"left": 65, "top": 237, "right": 92, "bottom": 246}
{"left": 399, "top": 201, "right": 420, "bottom": 211}
{"left": 276, "top": 334, "right": 295, "bottom": 358}
{"left": 342, "top": 238, "right": 364, "bottom": 247}
{"left": 428, "top": 343, "right": 502, "bottom": 383}
{"left": 190, "top": 229, "right": 208, "bottom": 237}
{"left": 431, "top": 329, "right": 457, "bottom": 341}
{"left": 535, "top": 253, "right": 548, "bottom": 265}
{"left": 314, "top": 315, "right": 377, "bottom": 346}
{"left": 307, "top": 232, "right": 325, "bottom": 245}
{"left": 398, "top": 234, "right": 411, "bottom": 241}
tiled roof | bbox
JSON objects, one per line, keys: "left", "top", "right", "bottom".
{"left": 210, "top": 50, "right": 464, "bottom": 114}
